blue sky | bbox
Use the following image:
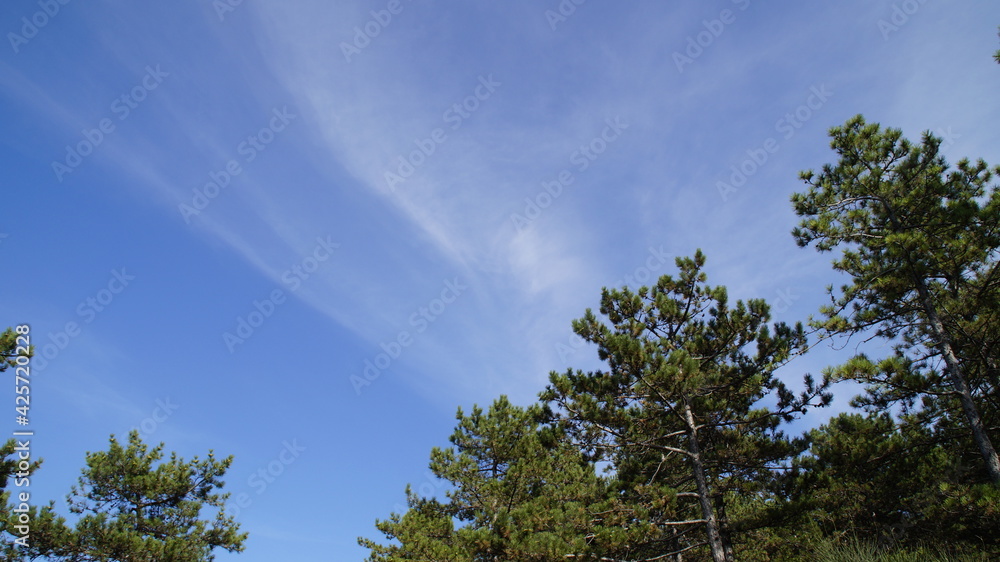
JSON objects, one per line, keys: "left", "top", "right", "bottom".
{"left": 1, "top": 0, "right": 998, "bottom": 559}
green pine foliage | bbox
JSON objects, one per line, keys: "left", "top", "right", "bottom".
{"left": 0, "top": 327, "right": 32, "bottom": 373}
{"left": 65, "top": 431, "right": 247, "bottom": 561}
{"left": 0, "top": 429, "right": 246, "bottom": 561}
{"left": 792, "top": 410, "right": 998, "bottom": 552}
{"left": 791, "top": 115, "right": 1000, "bottom": 484}
{"left": 0, "top": 439, "right": 75, "bottom": 561}
{"left": 359, "top": 396, "right": 608, "bottom": 561}
{"left": 542, "top": 251, "right": 830, "bottom": 562}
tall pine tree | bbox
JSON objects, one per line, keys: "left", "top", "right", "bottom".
{"left": 542, "top": 251, "right": 830, "bottom": 562}
{"left": 791, "top": 115, "right": 1000, "bottom": 483}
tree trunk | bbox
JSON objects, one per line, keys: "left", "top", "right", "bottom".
{"left": 884, "top": 199, "right": 1000, "bottom": 485}
{"left": 682, "top": 399, "right": 729, "bottom": 562}
{"left": 918, "top": 284, "right": 1000, "bottom": 484}
{"left": 714, "top": 494, "right": 735, "bottom": 562}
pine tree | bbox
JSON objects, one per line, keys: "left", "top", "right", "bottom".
{"left": 791, "top": 115, "right": 1000, "bottom": 483}
{"left": 793, "top": 408, "right": 1000, "bottom": 555}
{"left": 0, "top": 439, "right": 77, "bottom": 561}
{"left": 360, "top": 396, "right": 609, "bottom": 561}
{"left": 63, "top": 431, "right": 247, "bottom": 561}
{"left": 1, "top": 429, "right": 247, "bottom": 561}
{"left": 0, "top": 327, "right": 70, "bottom": 560}
{"left": 542, "top": 251, "right": 830, "bottom": 562}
